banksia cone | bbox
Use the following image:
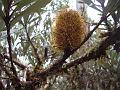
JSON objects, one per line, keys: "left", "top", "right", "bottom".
{"left": 51, "top": 9, "right": 87, "bottom": 52}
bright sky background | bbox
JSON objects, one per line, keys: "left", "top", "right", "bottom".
{"left": 87, "top": 7, "right": 100, "bottom": 21}
{"left": 69, "top": 0, "right": 100, "bottom": 22}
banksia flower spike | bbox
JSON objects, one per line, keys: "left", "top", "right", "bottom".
{"left": 51, "top": 9, "right": 87, "bottom": 52}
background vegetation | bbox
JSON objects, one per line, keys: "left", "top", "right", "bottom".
{"left": 0, "top": 0, "right": 120, "bottom": 90}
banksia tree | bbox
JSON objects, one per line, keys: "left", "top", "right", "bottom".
{"left": 51, "top": 9, "right": 87, "bottom": 52}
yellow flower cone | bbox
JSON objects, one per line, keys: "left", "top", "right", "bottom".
{"left": 51, "top": 9, "right": 87, "bottom": 52}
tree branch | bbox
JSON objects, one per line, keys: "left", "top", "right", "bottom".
{"left": 4, "top": 10, "right": 17, "bottom": 78}
{"left": 63, "top": 27, "right": 120, "bottom": 69}
{"left": 24, "top": 25, "right": 42, "bottom": 65}
{"left": 33, "top": 27, "right": 120, "bottom": 87}
{"left": 32, "top": 15, "right": 109, "bottom": 79}
{"left": 3, "top": 54, "right": 26, "bottom": 69}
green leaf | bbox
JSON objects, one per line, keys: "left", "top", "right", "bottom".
{"left": 111, "top": 12, "right": 119, "bottom": 24}
{"left": 2, "top": 0, "right": 8, "bottom": 10}
{"left": 84, "top": 0, "right": 93, "bottom": 6}
{"left": 90, "top": 4, "right": 102, "bottom": 12}
{"left": 14, "top": 0, "right": 37, "bottom": 12}
{"left": 117, "top": 9, "right": 120, "bottom": 19}
{"left": 97, "top": 0, "right": 105, "bottom": 4}
{"left": 0, "top": 1, "right": 5, "bottom": 19}
{"left": 84, "top": 0, "right": 102, "bottom": 12}
{"left": 105, "top": 0, "right": 120, "bottom": 15}
{"left": 11, "top": 0, "right": 51, "bottom": 27}
{"left": 23, "top": 13, "right": 36, "bottom": 24}
{"left": 11, "top": 9, "right": 43, "bottom": 27}
{"left": 23, "top": 42, "right": 30, "bottom": 54}
{"left": 0, "top": 20, "right": 5, "bottom": 32}
{"left": 29, "top": 15, "right": 42, "bottom": 24}
{"left": 28, "top": 56, "right": 35, "bottom": 66}
{"left": 98, "top": 58, "right": 105, "bottom": 65}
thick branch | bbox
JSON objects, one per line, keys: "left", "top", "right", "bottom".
{"left": 63, "top": 28, "right": 120, "bottom": 69}
{"left": 33, "top": 27, "right": 120, "bottom": 84}
{"left": 4, "top": 1, "right": 17, "bottom": 77}
{"left": 32, "top": 16, "right": 108, "bottom": 79}
{"left": 6, "top": 22, "right": 17, "bottom": 76}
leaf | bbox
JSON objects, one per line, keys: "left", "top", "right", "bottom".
{"left": 14, "top": 0, "right": 37, "bottom": 12}
{"left": 11, "top": 9, "right": 43, "bottom": 27}
{"left": 90, "top": 4, "right": 102, "bottom": 12}
{"left": 23, "top": 13, "right": 34, "bottom": 24}
{"left": 11, "top": 0, "right": 51, "bottom": 27}
{"left": 0, "top": 1, "right": 5, "bottom": 32}
{"left": 84, "top": 0, "right": 93, "bottom": 6}
{"left": 97, "top": 0, "right": 105, "bottom": 4}
{"left": 0, "top": 1, "right": 5, "bottom": 19}
{"left": 105, "top": 0, "right": 120, "bottom": 15}
{"left": 2, "top": 0, "right": 8, "bottom": 10}
{"left": 29, "top": 15, "right": 42, "bottom": 24}
{"left": 23, "top": 14, "right": 30, "bottom": 24}
{"left": 0, "top": 19, "right": 5, "bottom": 31}
{"left": 84, "top": 0, "right": 102, "bottom": 12}
{"left": 115, "top": 6, "right": 120, "bottom": 20}
{"left": 111, "top": 12, "right": 119, "bottom": 25}
{"left": 23, "top": 42, "right": 30, "bottom": 54}
{"left": 28, "top": 56, "right": 35, "bottom": 66}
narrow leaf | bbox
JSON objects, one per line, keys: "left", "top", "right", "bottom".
{"left": 14, "top": 0, "right": 37, "bottom": 12}
{"left": 105, "top": 0, "right": 120, "bottom": 15}
{"left": 0, "top": 1, "right": 5, "bottom": 19}
{"left": 11, "top": 0, "right": 51, "bottom": 27}
{"left": 2, "top": 0, "right": 8, "bottom": 10}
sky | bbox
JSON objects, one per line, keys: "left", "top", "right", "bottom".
{"left": 69, "top": 0, "right": 100, "bottom": 22}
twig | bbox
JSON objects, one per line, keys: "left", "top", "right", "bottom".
{"left": 0, "top": 81, "right": 5, "bottom": 90}
{"left": 0, "top": 62, "right": 11, "bottom": 78}
{"left": 0, "top": 76, "right": 9, "bottom": 79}
{"left": 24, "top": 24, "right": 42, "bottom": 65}
{"left": 72, "top": 13, "right": 111, "bottom": 53}
{"left": 0, "top": 62, "right": 11, "bottom": 69}
{"left": 101, "top": 1, "right": 112, "bottom": 31}
{"left": 4, "top": 54, "right": 26, "bottom": 69}
{"left": 3, "top": 0, "right": 18, "bottom": 77}
{"left": 13, "top": 60, "right": 26, "bottom": 69}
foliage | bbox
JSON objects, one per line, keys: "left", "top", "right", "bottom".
{"left": 0, "top": 0, "right": 120, "bottom": 90}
